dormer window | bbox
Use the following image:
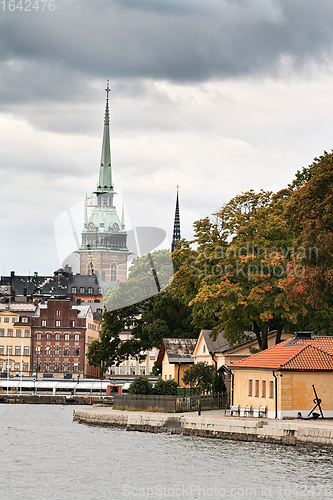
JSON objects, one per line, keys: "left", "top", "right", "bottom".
{"left": 71, "top": 287, "right": 77, "bottom": 294}
{"left": 79, "top": 287, "right": 86, "bottom": 294}
{"left": 88, "top": 287, "right": 94, "bottom": 294}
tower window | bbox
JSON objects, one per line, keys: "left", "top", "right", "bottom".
{"left": 110, "top": 264, "right": 117, "bottom": 282}
{"left": 87, "top": 262, "right": 94, "bottom": 276}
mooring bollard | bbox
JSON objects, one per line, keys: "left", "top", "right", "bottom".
{"left": 198, "top": 400, "right": 201, "bottom": 416}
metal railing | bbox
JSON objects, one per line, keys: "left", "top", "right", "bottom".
{"left": 176, "top": 393, "right": 229, "bottom": 412}
{"left": 114, "top": 393, "right": 229, "bottom": 413}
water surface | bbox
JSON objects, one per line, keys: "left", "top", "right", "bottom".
{"left": 1, "top": 405, "right": 332, "bottom": 499}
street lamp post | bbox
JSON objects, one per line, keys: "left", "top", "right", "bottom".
{"left": 35, "top": 351, "right": 39, "bottom": 395}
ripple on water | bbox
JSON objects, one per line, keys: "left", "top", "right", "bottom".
{"left": 1, "top": 405, "right": 332, "bottom": 500}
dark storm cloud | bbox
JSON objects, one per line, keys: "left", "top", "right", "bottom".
{"left": 0, "top": 0, "right": 332, "bottom": 102}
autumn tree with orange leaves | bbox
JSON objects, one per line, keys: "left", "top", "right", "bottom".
{"left": 281, "top": 151, "right": 333, "bottom": 333}
{"left": 173, "top": 189, "right": 309, "bottom": 350}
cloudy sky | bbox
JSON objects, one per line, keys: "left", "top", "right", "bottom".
{"left": 1, "top": 0, "right": 332, "bottom": 276}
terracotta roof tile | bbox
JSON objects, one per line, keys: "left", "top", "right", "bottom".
{"left": 229, "top": 336, "right": 333, "bottom": 371}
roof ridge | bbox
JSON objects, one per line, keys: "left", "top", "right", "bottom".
{"left": 304, "top": 343, "right": 333, "bottom": 359}
{"left": 276, "top": 342, "right": 309, "bottom": 369}
{"left": 281, "top": 343, "right": 333, "bottom": 370}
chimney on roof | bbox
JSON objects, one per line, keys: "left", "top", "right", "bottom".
{"left": 295, "top": 331, "right": 312, "bottom": 340}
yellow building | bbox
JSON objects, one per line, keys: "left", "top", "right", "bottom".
{"left": 107, "top": 329, "right": 159, "bottom": 377}
{"left": 0, "top": 310, "right": 31, "bottom": 376}
{"left": 156, "top": 338, "right": 197, "bottom": 386}
{"left": 193, "top": 329, "right": 292, "bottom": 394}
{"left": 193, "top": 329, "right": 293, "bottom": 368}
{"left": 228, "top": 332, "right": 333, "bottom": 419}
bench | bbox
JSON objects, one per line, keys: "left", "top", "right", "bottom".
{"left": 244, "top": 405, "right": 253, "bottom": 417}
{"left": 258, "top": 405, "right": 267, "bottom": 417}
{"left": 230, "top": 405, "right": 240, "bottom": 416}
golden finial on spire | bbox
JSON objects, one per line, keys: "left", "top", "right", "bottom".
{"left": 105, "top": 80, "right": 110, "bottom": 100}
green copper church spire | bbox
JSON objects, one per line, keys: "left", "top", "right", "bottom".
{"left": 97, "top": 80, "right": 113, "bottom": 192}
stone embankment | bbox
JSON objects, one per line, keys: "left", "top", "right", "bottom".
{"left": 0, "top": 394, "right": 93, "bottom": 405}
{"left": 73, "top": 408, "right": 333, "bottom": 447}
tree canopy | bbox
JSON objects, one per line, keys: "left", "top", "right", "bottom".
{"left": 182, "top": 362, "right": 216, "bottom": 394}
{"left": 86, "top": 249, "right": 200, "bottom": 371}
{"left": 173, "top": 189, "right": 307, "bottom": 349}
{"left": 282, "top": 151, "right": 333, "bottom": 332}
{"left": 86, "top": 151, "right": 333, "bottom": 375}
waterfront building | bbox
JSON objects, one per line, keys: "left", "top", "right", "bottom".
{"left": 193, "top": 329, "right": 293, "bottom": 394}
{"left": 31, "top": 299, "right": 102, "bottom": 379}
{"left": 193, "top": 329, "right": 293, "bottom": 368}
{"left": 156, "top": 338, "right": 197, "bottom": 386}
{"left": 228, "top": 332, "right": 333, "bottom": 419}
{"left": 79, "top": 81, "right": 129, "bottom": 284}
{"left": 0, "top": 309, "right": 32, "bottom": 376}
{"left": 108, "top": 329, "right": 159, "bottom": 378}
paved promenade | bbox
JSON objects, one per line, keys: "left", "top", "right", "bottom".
{"left": 73, "top": 407, "right": 333, "bottom": 447}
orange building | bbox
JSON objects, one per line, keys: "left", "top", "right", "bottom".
{"left": 228, "top": 332, "right": 333, "bottom": 419}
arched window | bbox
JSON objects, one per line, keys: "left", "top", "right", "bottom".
{"left": 87, "top": 262, "right": 94, "bottom": 276}
{"left": 110, "top": 264, "right": 117, "bottom": 282}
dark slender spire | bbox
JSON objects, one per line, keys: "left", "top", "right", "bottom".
{"left": 171, "top": 185, "right": 181, "bottom": 252}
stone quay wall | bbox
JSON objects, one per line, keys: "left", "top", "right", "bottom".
{"left": 73, "top": 408, "right": 333, "bottom": 447}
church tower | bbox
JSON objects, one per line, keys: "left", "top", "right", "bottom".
{"left": 79, "top": 81, "right": 128, "bottom": 283}
{"left": 171, "top": 186, "right": 181, "bottom": 252}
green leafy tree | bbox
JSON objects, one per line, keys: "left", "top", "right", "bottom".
{"left": 152, "top": 378, "right": 178, "bottom": 395}
{"left": 86, "top": 304, "right": 145, "bottom": 371}
{"left": 182, "top": 362, "right": 216, "bottom": 394}
{"left": 151, "top": 362, "right": 162, "bottom": 376}
{"left": 212, "top": 371, "right": 227, "bottom": 394}
{"left": 104, "top": 249, "right": 174, "bottom": 312}
{"left": 134, "top": 287, "right": 200, "bottom": 350}
{"left": 128, "top": 376, "right": 153, "bottom": 395}
{"left": 87, "top": 250, "right": 199, "bottom": 371}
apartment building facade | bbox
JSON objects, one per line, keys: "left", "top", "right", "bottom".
{"left": 31, "top": 299, "right": 101, "bottom": 379}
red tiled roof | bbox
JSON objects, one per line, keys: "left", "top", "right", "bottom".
{"left": 229, "top": 337, "right": 333, "bottom": 371}
{"left": 294, "top": 337, "right": 333, "bottom": 355}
